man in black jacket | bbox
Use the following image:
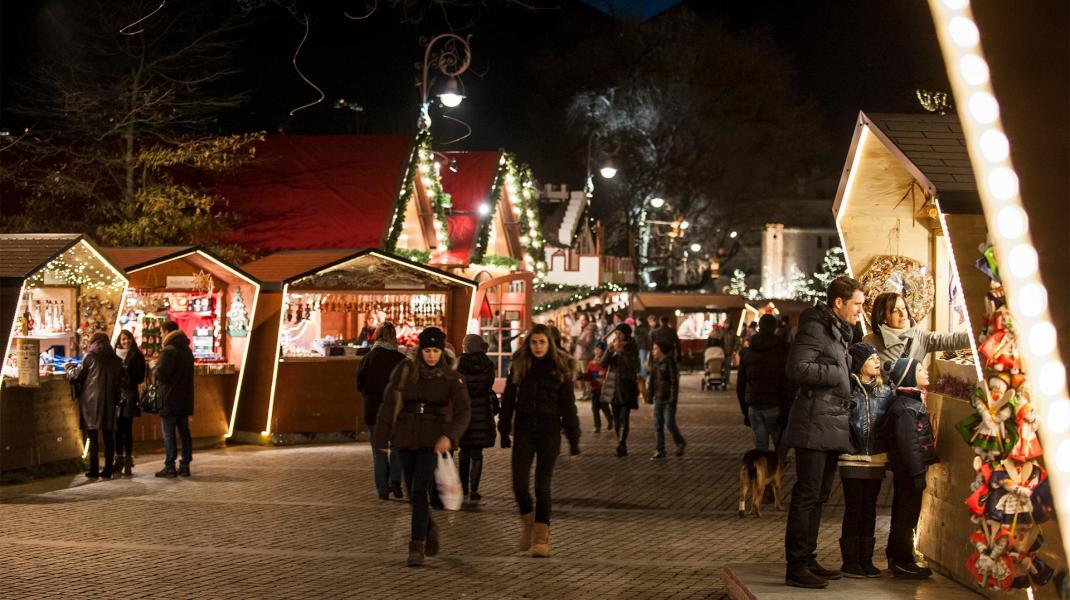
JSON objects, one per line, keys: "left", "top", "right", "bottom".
{"left": 154, "top": 321, "right": 195, "bottom": 478}
{"left": 356, "top": 323, "right": 407, "bottom": 500}
{"left": 782, "top": 277, "right": 865, "bottom": 589}
{"left": 650, "top": 316, "right": 682, "bottom": 361}
{"left": 736, "top": 314, "right": 790, "bottom": 458}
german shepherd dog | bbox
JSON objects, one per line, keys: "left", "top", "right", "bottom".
{"left": 738, "top": 449, "right": 783, "bottom": 518}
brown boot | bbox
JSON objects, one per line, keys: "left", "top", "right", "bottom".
{"left": 406, "top": 541, "right": 425, "bottom": 567}
{"left": 518, "top": 512, "right": 535, "bottom": 551}
{"left": 531, "top": 522, "right": 551, "bottom": 558}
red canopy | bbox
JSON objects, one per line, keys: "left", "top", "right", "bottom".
{"left": 434, "top": 151, "right": 502, "bottom": 266}
{"left": 216, "top": 134, "right": 414, "bottom": 253}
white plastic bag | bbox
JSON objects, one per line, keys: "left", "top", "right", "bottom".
{"left": 435, "top": 452, "right": 463, "bottom": 511}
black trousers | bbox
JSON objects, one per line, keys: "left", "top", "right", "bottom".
{"left": 459, "top": 446, "right": 484, "bottom": 495}
{"left": 114, "top": 416, "right": 134, "bottom": 458}
{"left": 511, "top": 431, "right": 560, "bottom": 524}
{"left": 841, "top": 477, "right": 883, "bottom": 539}
{"left": 612, "top": 405, "right": 631, "bottom": 448}
{"left": 591, "top": 399, "right": 612, "bottom": 430}
{"left": 887, "top": 470, "right": 923, "bottom": 562}
{"left": 85, "top": 429, "right": 115, "bottom": 475}
{"left": 785, "top": 448, "right": 838, "bottom": 567}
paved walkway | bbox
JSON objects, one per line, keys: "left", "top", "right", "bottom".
{"left": 1, "top": 374, "right": 894, "bottom": 599}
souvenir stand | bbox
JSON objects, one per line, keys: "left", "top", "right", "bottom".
{"left": 627, "top": 292, "right": 745, "bottom": 370}
{"left": 0, "top": 234, "right": 128, "bottom": 472}
{"left": 833, "top": 112, "right": 1064, "bottom": 593}
{"left": 104, "top": 247, "right": 261, "bottom": 444}
{"left": 234, "top": 249, "right": 476, "bottom": 444}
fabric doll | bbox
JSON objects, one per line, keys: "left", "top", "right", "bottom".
{"left": 1009, "top": 388, "right": 1043, "bottom": 462}
{"left": 966, "top": 525, "right": 1016, "bottom": 590}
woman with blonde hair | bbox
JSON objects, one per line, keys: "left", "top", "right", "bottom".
{"left": 499, "top": 323, "right": 581, "bottom": 557}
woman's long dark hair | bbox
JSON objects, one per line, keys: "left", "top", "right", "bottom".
{"left": 870, "top": 292, "right": 913, "bottom": 330}
{"left": 116, "top": 329, "right": 141, "bottom": 357}
{"left": 511, "top": 323, "right": 574, "bottom": 384}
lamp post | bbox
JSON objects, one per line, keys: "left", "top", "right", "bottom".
{"left": 417, "top": 34, "right": 472, "bottom": 130}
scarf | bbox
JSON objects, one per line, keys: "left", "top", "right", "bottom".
{"left": 417, "top": 358, "right": 445, "bottom": 380}
{"left": 163, "top": 329, "right": 184, "bottom": 347}
{"left": 117, "top": 347, "right": 130, "bottom": 360}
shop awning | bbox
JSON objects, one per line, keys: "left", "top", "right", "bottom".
{"left": 435, "top": 151, "right": 503, "bottom": 266}
{"left": 216, "top": 134, "right": 414, "bottom": 253}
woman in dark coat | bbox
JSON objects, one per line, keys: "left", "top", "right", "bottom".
{"left": 67, "top": 332, "right": 123, "bottom": 479}
{"left": 457, "top": 334, "right": 498, "bottom": 502}
{"left": 499, "top": 323, "right": 581, "bottom": 558}
{"left": 602, "top": 323, "right": 641, "bottom": 457}
{"left": 356, "top": 322, "right": 407, "bottom": 500}
{"left": 374, "top": 327, "right": 471, "bottom": 567}
{"left": 114, "top": 330, "right": 146, "bottom": 477}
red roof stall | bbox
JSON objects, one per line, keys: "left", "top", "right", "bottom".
{"left": 233, "top": 249, "right": 476, "bottom": 444}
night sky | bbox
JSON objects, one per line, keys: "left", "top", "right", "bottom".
{"left": 1, "top": 0, "right": 950, "bottom": 185}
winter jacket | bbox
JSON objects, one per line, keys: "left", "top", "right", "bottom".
{"left": 646, "top": 354, "right": 679, "bottom": 404}
{"left": 838, "top": 376, "right": 894, "bottom": 479}
{"left": 573, "top": 323, "right": 599, "bottom": 364}
{"left": 862, "top": 324, "right": 970, "bottom": 368}
{"left": 68, "top": 347, "right": 123, "bottom": 431}
{"left": 781, "top": 302, "right": 853, "bottom": 453}
{"left": 373, "top": 359, "right": 471, "bottom": 450}
{"left": 356, "top": 344, "right": 407, "bottom": 427}
{"left": 885, "top": 388, "right": 939, "bottom": 478}
{"left": 635, "top": 323, "right": 652, "bottom": 351}
{"left": 582, "top": 358, "right": 605, "bottom": 401}
{"left": 117, "top": 347, "right": 147, "bottom": 418}
{"left": 457, "top": 352, "right": 498, "bottom": 448}
{"left": 499, "top": 356, "right": 581, "bottom": 454}
{"left": 736, "top": 332, "right": 790, "bottom": 416}
{"left": 601, "top": 340, "right": 641, "bottom": 409}
{"left": 155, "top": 331, "right": 195, "bottom": 417}
{"left": 651, "top": 325, "right": 682, "bottom": 359}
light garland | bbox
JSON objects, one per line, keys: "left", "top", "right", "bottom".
{"left": 384, "top": 131, "right": 452, "bottom": 252}
{"left": 24, "top": 243, "right": 126, "bottom": 293}
{"left": 532, "top": 282, "right": 627, "bottom": 313}
{"left": 471, "top": 153, "right": 547, "bottom": 279}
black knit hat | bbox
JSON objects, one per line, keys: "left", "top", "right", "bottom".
{"left": 418, "top": 327, "right": 447, "bottom": 351}
{"left": 654, "top": 339, "right": 674, "bottom": 355}
{"left": 615, "top": 323, "right": 632, "bottom": 338}
{"left": 886, "top": 357, "right": 919, "bottom": 389}
{"left": 848, "top": 342, "right": 878, "bottom": 376}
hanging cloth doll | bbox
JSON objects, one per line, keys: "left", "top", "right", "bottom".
{"left": 986, "top": 458, "right": 1046, "bottom": 529}
{"left": 966, "top": 524, "right": 1016, "bottom": 591}
{"left": 956, "top": 374, "right": 1018, "bottom": 459}
{"left": 1009, "top": 389, "right": 1043, "bottom": 462}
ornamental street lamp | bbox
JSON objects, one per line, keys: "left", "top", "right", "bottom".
{"left": 417, "top": 33, "right": 472, "bottom": 130}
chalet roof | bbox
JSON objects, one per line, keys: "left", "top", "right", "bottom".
{"left": 101, "top": 247, "right": 194, "bottom": 271}
{"left": 0, "top": 233, "right": 84, "bottom": 279}
{"left": 243, "top": 249, "right": 355, "bottom": 284}
{"left": 437, "top": 151, "right": 502, "bottom": 266}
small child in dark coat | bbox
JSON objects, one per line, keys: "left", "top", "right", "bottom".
{"left": 882, "top": 357, "right": 937, "bottom": 580}
{"left": 648, "top": 340, "right": 685, "bottom": 459}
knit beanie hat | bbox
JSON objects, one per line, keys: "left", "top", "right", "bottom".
{"left": 654, "top": 339, "right": 674, "bottom": 356}
{"left": 462, "top": 333, "right": 487, "bottom": 354}
{"left": 595, "top": 340, "right": 607, "bottom": 351}
{"left": 848, "top": 342, "right": 878, "bottom": 376}
{"left": 886, "top": 357, "right": 919, "bottom": 389}
{"left": 418, "top": 327, "right": 447, "bottom": 351}
{"left": 615, "top": 323, "right": 633, "bottom": 338}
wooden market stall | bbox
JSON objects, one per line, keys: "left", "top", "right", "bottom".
{"left": 0, "top": 234, "right": 128, "bottom": 473}
{"left": 628, "top": 292, "right": 745, "bottom": 364}
{"left": 234, "top": 249, "right": 476, "bottom": 444}
{"left": 833, "top": 112, "right": 1064, "bottom": 593}
{"left": 103, "top": 247, "right": 261, "bottom": 445}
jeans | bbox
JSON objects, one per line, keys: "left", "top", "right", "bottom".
{"left": 785, "top": 448, "right": 839, "bottom": 567}
{"left": 747, "top": 406, "right": 781, "bottom": 453}
{"left": 591, "top": 396, "right": 612, "bottom": 431}
{"left": 639, "top": 349, "right": 650, "bottom": 378}
{"left": 398, "top": 448, "right": 438, "bottom": 541}
{"left": 161, "top": 415, "right": 192, "bottom": 466}
{"left": 887, "top": 470, "right": 924, "bottom": 562}
{"left": 85, "top": 429, "right": 114, "bottom": 475}
{"left": 654, "top": 402, "right": 685, "bottom": 452}
{"left": 612, "top": 405, "right": 632, "bottom": 449}
{"left": 459, "top": 446, "right": 484, "bottom": 495}
{"left": 370, "top": 425, "right": 402, "bottom": 497}
{"left": 511, "top": 431, "right": 560, "bottom": 524}
{"left": 841, "top": 477, "right": 883, "bottom": 539}
{"left": 114, "top": 416, "right": 134, "bottom": 458}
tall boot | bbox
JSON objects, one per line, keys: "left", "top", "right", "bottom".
{"left": 857, "top": 537, "right": 882, "bottom": 577}
{"left": 531, "top": 522, "right": 551, "bottom": 558}
{"left": 425, "top": 518, "right": 440, "bottom": 557}
{"left": 406, "top": 541, "right": 425, "bottom": 567}
{"left": 469, "top": 456, "right": 483, "bottom": 501}
{"left": 123, "top": 455, "right": 133, "bottom": 477}
{"left": 839, "top": 537, "right": 866, "bottom": 578}
{"left": 518, "top": 512, "right": 535, "bottom": 551}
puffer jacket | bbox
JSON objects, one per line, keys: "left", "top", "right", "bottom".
{"left": 782, "top": 302, "right": 853, "bottom": 453}
{"left": 736, "top": 331, "right": 790, "bottom": 414}
{"left": 646, "top": 354, "right": 679, "bottom": 404}
{"left": 885, "top": 388, "right": 939, "bottom": 477}
{"left": 499, "top": 356, "right": 581, "bottom": 454}
{"left": 457, "top": 352, "right": 498, "bottom": 448}
{"left": 847, "top": 375, "right": 893, "bottom": 456}
{"left": 862, "top": 324, "right": 970, "bottom": 368}
{"left": 601, "top": 340, "right": 641, "bottom": 409}
{"left": 68, "top": 347, "right": 123, "bottom": 431}
{"left": 373, "top": 359, "right": 471, "bottom": 450}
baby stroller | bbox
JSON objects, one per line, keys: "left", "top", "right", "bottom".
{"left": 701, "top": 345, "right": 728, "bottom": 391}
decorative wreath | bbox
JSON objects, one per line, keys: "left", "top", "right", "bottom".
{"left": 858, "top": 255, "right": 935, "bottom": 328}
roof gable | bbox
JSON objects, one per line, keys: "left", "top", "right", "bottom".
{"left": 864, "top": 112, "right": 978, "bottom": 194}
{"left": 101, "top": 246, "right": 194, "bottom": 271}
{"left": 436, "top": 151, "right": 502, "bottom": 266}
{"left": 0, "top": 233, "right": 83, "bottom": 279}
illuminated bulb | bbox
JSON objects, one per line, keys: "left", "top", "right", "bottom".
{"left": 941, "top": 0, "right": 968, "bottom": 9}
{"left": 1029, "top": 321, "right": 1057, "bottom": 356}
{"left": 599, "top": 166, "right": 617, "bottom": 179}
{"left": 988, "top": 167, "right": 1019, "bottom": 201}
{"left": 520, "top": 235, "right": 530, "bottom": 244}
{"left": 1017, "top": 282, "right": 1048, "bottom": 317}
{"left": 650, "top": 197, "right": 665, "bottom": 209}
{"left": 478, "top": 203, "right": 490, "bottom": 216}
{"left": 690, "top": 243, "right": 701, "bottom": 252}
{"left": 729, "top": 231, "right": 738, "bottom": 239}
{"left": 959, "top": 54, "right": 989, "bottom": 85}
{"left": 1040, "top": 362, "right": 1068, "bottom": 396}
{"left": 996, "top": 206, "right": 1027, "bottom": 240}
{"left": 968, "top": 92, "right": 999, "bottom": 124}
{"left": 979, "top": 130, "right": 1009, "bottom": 162}
{"left": 1057, "top": 440, "right": 1070, "bottom": 473}
{"left": 1007, "top": 244, "right": 1038, "bottom": 278}
{"left": 679, "top": 220, "right": 690, "bottom": 230}
{"left": 948, "top": 16, "right": 980, "bottom": 48}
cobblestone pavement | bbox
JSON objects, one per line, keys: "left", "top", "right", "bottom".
{"left": 0, "top": 373, "right": 892, "bottom": 599}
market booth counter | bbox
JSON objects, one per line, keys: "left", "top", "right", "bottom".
{"left": 104, "top": 247, "right": 261, "bottom": 447}
{"left": 0, "top": 234, "right": 128, "bottom": 473}
{"left": 235, "top": 249, "right": 476, "bottom": 444}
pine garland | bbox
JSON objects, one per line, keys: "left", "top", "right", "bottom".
{"left": 384, "top": 132, "right": 452, "bottom": 253}
{"left": 471, "top": 153, "right": 546, "bottom": 278}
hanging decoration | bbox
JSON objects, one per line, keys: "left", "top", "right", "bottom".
{"left": 471, "top": 153, "right": 547, "bottom": 279}
{"left": 227, "top": 287, "right": 251, "bottom": 338}
{"left": 532, "top": 282, "right": 627, "bottom": 314}
{"left": 857, "top": 255, "right": 935, "bottom": 330}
